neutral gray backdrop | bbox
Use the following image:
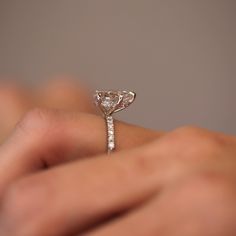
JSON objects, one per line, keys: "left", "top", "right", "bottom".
{"left": 0, "top": 0, "right": 235, "bottom": 133}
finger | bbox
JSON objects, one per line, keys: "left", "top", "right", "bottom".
{"left": 0, "top": 108, "right": 161, "bottom": 195}
{"left": 0, "top": 81, "right": 33, "bottom": 142}
{"left": 0, "top": 146, "right": 162, "bottom": 236}
{"left": 1, "top": 126, "right": 233, "bottom": 236}
{"left": 2, "top": 126, "right": 233, "bottom": 235}
{"left": 2, "top": 128, "right": 235, "bottom": 236}
{"left": 85, "top": 173, "right": 236, "bottom": 236}
{"left": 36, "top": 76, "right": 96, "bottom": 113}
{"left": 83, "top": 196, "right": 160, "bottom": 236}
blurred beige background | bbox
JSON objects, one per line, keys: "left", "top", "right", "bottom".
{"left": 0, "top": 0, "right": 235, "bottom": 133}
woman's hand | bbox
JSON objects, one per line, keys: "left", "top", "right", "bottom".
{"left": 0, "top": 106, "right": 160, "bottom": 196}
{"left": 0, "top": 109, "right": 235, "bottom": 235}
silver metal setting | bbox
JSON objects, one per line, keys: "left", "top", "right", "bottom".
{"left": 106, "top": 115, "right": 115, "bottom": 154}
{"left": 94, "top": 90, "right": 136, "bottom": 155}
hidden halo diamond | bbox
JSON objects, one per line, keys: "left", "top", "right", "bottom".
{"left": 94, "top": 90, "right": 136, "bottom": 154}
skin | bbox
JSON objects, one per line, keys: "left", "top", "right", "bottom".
{"left": 0, "top": 78, "right": 235, "bottom": 236}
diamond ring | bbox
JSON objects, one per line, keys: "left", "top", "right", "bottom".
{"left": 94, "top": 90, "right": 136, "bottom": 154}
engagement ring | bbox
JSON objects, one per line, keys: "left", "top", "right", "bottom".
{"left": 94, "top": 90, "right": 136, "bottom": 154}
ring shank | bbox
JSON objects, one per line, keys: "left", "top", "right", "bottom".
{"left": 105, "top": 115, "right": 115, "bottom": 154}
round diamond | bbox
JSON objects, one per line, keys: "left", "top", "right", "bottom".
{"left": 101, "top": 96, "right": 118, "bottom": 110}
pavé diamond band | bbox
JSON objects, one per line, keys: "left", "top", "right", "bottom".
{"left": 94, "top": 90, "right": 136, "bottom": 154}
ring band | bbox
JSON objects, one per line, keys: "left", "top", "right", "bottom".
{"left": 106, "top": 115, "right": 115, "bottom": 154}
{"left": 94, "top": 90, "right": 136, "bottom": 155}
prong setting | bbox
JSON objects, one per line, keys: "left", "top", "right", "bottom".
{"left": 94, "top": 90, "right": 136, "bottom": 116}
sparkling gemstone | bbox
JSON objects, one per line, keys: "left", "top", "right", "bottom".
{"left": 94, "top": 90, "right": 136, "bottom": 115}
{"left": 108, "top": 142, "right": 115, "bottom": 149}
{"left": 101, "top": 95, "right": 119, "bottom": 110}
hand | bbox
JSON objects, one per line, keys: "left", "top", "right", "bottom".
{"left": 0, "top": 110, "right": 235, "bottom": 235}
{"left": 0, "top": 107, "right": 160, "bottom": 198}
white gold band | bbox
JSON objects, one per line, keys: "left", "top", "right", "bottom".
{"left": 106, "top": 115, "right": 115, "bottom": 154}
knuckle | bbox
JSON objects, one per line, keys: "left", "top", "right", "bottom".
{"left": 16, "top": 108, "right": 58, "bottom": 136}
{"left": 173, "top": 125, "right": 204, "bottom": 136}
{"left": 172, "top": 125, "right": 213, "bottom": 143}
{"left": 174, "top": 125, "right": 225, "bottom": 147}
{"left": 13, "top": 108, "right": 72, "bottom": 166}
{"left": 164, "top": 126, "right": 227, "bottom": 160}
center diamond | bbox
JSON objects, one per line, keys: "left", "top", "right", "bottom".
{"left": 101, "top": 95, "right": 119, "bottom": 110}
{"left": 94, "top": 90, "right": 136, "bottom": 116}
